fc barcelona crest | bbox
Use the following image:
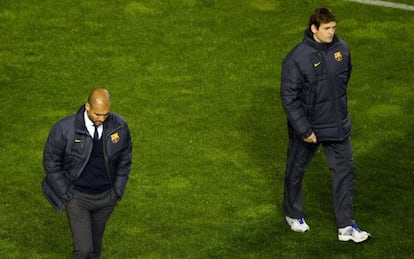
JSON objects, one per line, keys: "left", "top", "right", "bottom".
{"left": 334, "top": 51, "right": 342, "bottom": 61}
{"left": 111, "top": 132, "right": 120, "bottom": 143}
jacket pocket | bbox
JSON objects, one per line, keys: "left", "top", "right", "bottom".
{"left": 41, "top": 178, "right": 64, "bottom": 212}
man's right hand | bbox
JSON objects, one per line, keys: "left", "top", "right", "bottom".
{"left": 304, "top": 132, "right": 317, "bottom": 143}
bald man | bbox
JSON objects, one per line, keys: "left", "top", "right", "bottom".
{"left": 42, "top": 88, "right": 132, "bottom": 258}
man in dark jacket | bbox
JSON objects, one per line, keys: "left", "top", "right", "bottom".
{"left": 280, "top": 8, "right": 370, "bottom": 243}
{"left": 42, "top": 88, "right": 132, "bottom": 258}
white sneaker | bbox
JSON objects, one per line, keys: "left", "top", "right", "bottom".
{"left": 338, "top": 224, "right": 371, "bottom": 243}
{"left": 285, "top": 216, "right": 310, "bottom": 232}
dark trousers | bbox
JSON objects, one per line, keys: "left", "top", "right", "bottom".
{"left": 283, "top": 131, "right": 356, "bottom": 228}
{"left": 66, "top": 188, "right": 117, "bottom": 259}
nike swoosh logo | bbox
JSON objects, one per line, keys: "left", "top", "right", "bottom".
{"left": 314, "top": 61, "right": 321, "bottom": 67}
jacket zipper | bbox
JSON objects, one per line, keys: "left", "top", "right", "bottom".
{"left": 103, "top": 126, "right": 122, "bottom": 184}
{"left": 324, "top": 50, "right": 344, "bottom": 139}
{"left": 70, "top": 132, "right": 94, "bottom": 188}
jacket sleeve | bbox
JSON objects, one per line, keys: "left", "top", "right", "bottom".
{"left": 113, "top": 122, "right": 132, "bottom": 199}
{"left": 347, "top": 52, "right": 352, "bottom": 81}
{"left": 43, "top": 123, "right": 71, "bottom": 197}
{"left": 280, "top": 58, "right": 313, "bottom": 139}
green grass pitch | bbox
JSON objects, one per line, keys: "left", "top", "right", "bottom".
{"left": 0, "top": 0, "right": 413, "bottom": 258}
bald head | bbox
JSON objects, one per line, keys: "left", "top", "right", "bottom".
{"left": 85, "top": 88, "right": 112, "bottom": 126}
{"left": 87, "top": 88, "right": 112, "bottom": 107}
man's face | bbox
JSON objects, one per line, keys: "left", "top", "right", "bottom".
{"left": 311, "top": 21, "right": 336, "bottom": 43}
{"left": 85, "top": 102, "right": 110, "bottom": 126}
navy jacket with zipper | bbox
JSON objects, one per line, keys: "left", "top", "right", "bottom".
{"left": 42, "top": 105, "right": 132, "bottom": 211}
{"left": 280, "top": 29, "right": 352, "bottom": 141}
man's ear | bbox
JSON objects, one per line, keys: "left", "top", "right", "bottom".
{"left": 85, "top": 102, "right": 90, "bottom": 112}
{"left": 311, "top": 24, "right": 318, "bottom": 34}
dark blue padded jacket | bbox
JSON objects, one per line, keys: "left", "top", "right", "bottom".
{"left": 280, "top": 29, "right": 352, "bottom": 141}
{"left": 42, "top": 105, "right": 132, "bottom": 211}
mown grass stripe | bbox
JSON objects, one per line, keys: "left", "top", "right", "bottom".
{"left": 347, "top": 0, "right": 414, "bottom": 11}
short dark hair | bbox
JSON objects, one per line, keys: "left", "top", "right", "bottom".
{"left": 308, "top": 8, "right": 336, "bottom": 30}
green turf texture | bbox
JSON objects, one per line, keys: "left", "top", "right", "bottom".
{"left": 0, "top": 0, "right": 413, "bottom": 258}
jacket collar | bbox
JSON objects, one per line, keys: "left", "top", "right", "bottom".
{"left": 303, "top": 29, "right": 339, "bottom": 51}
{"left": 75, "top": 105, "right": 119, "bottom": 135}
{"left": 75, "top": 105, "right": 88, "bottom": 135}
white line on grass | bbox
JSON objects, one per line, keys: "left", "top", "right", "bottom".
{"left": 346, "top": 0, "right": 414, "bottom": 11}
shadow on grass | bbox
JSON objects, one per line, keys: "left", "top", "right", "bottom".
{"left": 5, "top": 185, "right": 71, "bottom": 258}
{"left": 234, "top": 81, "right": 414, "bottom": 257}
{"left": 347, "top": 99, "right": 414, "bottom": 256}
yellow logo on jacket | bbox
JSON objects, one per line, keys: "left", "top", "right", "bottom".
{"left": 111, "top": 132, "right": 120, "bottom": 143}
{"left": 334, "top": 51, "right": 342, "bottom": 61}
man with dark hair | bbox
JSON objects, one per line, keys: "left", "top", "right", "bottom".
{"left": 42, "top": 88, "right": 133, "bottom": 257}
{"left": 280, "top": 8, "right": 370, "bottom": 243}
